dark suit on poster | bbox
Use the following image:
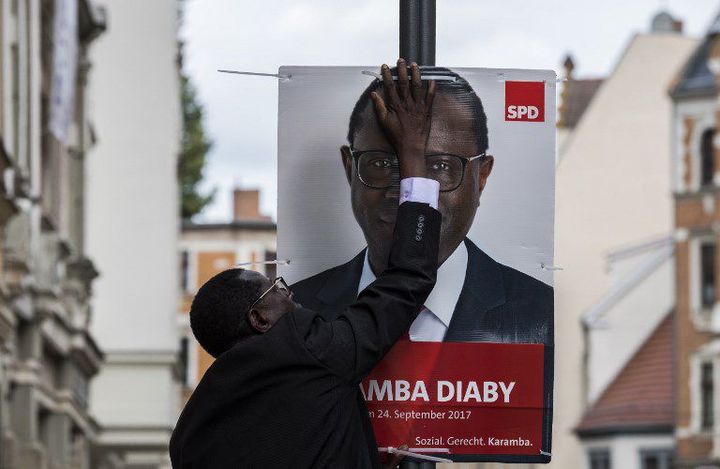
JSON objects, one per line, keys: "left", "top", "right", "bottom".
{"left": 291, "top": 238, "right": 554, "bottom": 345}
{"left": 169, "top": 202, "right": 440, "bottom": 469}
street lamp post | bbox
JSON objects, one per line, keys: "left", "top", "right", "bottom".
{"left": 398, "top": 3, "right": 436, "bottom": 466}
{"left": 399, "top": 0, "right": 436, "bottom": 66}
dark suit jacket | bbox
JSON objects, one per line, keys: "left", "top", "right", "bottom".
{"left": 292, "top": 238, "right": 553, "bottom": 345}
{"left": 169, "top": 202, "right": 441, "bottom": 469}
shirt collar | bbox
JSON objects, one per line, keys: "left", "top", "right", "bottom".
{"left": 357, "top": 242, "right": 469, "bottom": 328}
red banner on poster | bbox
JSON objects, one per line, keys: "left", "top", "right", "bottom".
{"left": 362, "top": 341, "right": 545, "bottom": 457}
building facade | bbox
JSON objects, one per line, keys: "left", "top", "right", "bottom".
{"left": 0, "top": 0, "right": 105, "bottom": 467}
{"left": 178, "top": 189, "right": 276, "bottom": 396}
{"left": 671, "top": 12, "right": 720, "bottom": 468}
{"left": 85, "top": 0, "right": 182, "bottom": 467}
{"left": 553, "top": 14, "right": 696, "bottom": 469}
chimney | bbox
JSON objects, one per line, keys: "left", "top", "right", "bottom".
{"left": 558, "top": 54, "right": 575, "bottom": 128}
{"left": 650, "top": 11, "right": 683, "bottom": 34}
{"left": 233, "top": 189, "right": 270, "bottom": 221}
{"left": 563, "top": 55, "right": 575, "bottom": 81}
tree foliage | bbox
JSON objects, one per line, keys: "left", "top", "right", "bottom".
{"left": 179, "top": 74, "right": 215, "bottom": 219}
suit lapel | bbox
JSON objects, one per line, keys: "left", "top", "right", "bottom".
{"left": 310, "top": 241, "right": 507, "bottom": 340}
{"left": 444, "top": 238, "right": 507, "bottom": 342}
{"left": 315, "top": 249, "right": 366, "bottom": 318}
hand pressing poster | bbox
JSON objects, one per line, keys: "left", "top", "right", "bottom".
{"left": 277, "top": 64, "right": 555, "bottom": 463}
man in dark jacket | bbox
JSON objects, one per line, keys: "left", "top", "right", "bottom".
{"left": 169, "top": 60, "right": 441, "bottom": 468}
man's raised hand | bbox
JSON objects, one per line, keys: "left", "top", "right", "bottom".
{"left": 370, "top": 59, "right": 436, "bottom": 178}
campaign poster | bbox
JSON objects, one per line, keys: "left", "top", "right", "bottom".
{"left": 277, "top": 66, "right": 555, "bottom": 463}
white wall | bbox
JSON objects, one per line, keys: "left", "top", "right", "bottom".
{"left": 586, "top": 248, "right": 674, "bottom": 402}
{"left": 86, "top": 0, "right": 180, "bottom": 353}
{"left": 91, "top": 357, "right": 179, "bottom": 427}
{"left": 553, "top": 33, "right": 696, "bottom": 468}
{"left": 85, "top": 0, "right": 181, "bottom": 453}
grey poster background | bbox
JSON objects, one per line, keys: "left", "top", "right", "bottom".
{"left": 277, "top": 66, "right": 555, "bottom": 287}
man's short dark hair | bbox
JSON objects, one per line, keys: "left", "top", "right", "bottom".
{"left": 189, "top": 268, "right": 261, "bottom": 358}
{"left": 347, "top": 66, "right": 488, "bottom": 153}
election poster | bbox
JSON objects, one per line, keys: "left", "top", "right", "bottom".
{"left": 277, "top": 66, "right": 555, "bottom": 463}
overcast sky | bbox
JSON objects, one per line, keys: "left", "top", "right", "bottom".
{"left": 180, "top": 0, "right": 719, "bottom": 221}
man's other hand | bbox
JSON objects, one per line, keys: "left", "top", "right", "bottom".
{"left": 383, "top": 444, "right": 409, "bottom": 469}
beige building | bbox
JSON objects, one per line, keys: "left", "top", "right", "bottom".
{"left": 553, "top": 13, "right": 695, "bottom": 469}
{"left": 178, "top": 189, "right": 276, "bottom": 395}
{"left": 0, "top": 0, "right": 106, "bottom": 467}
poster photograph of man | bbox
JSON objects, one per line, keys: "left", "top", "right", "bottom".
{"left": 278, "top": 64, "right": 555, "bottom": 462}
{"left": 290, "top": 66, "right": 553, "bottom": 345}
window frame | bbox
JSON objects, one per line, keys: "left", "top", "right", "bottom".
{"left": 690, "top": 235, "right": 718, "bottom": 328}
{"left": 700, "top": 241, "right": 717, "bottom": 310}
{"left": 700, "top": 128, "right": 715, "bottom": 188}
{"left": 588, "top": 448, "right": 611, "bottom": 469}
{"left": 179, "top": 250, "right": 190, "bottom": 292}
{"left": 691, "top": 346, "right": 720, "bottom": 435}
{"left": 639, "top": 447, "right": 674, "bottom": 469}
{"left": 701, "top": 360, "right": 715, "bottom": 432}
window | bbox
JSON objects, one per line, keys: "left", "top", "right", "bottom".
{"left": 701, "top": 129, "right": 715, "bottom": 187}
{"left": 180, "top": 251, "right": 190, "bottom": 292}
{"left": 0, "top": 3, "right": 4, "bottom": 138}
{"left": 265, "top": 250, "right": 277, "bottom": 279}
{"left": 702, "top": 361, "right": 714, "bottom": 431}
{"left": 11, "top": 43, "right": 19, "bottom": 160}
{"left": 701, "top": 242, "right": 716, "bottom": 309}
{"left": 68, "top": 365, "right": 89, "bottom": 409}
{"left": 178, "top": 337, "right": 189, "bottom": 386}
{"left": 640, "top": 449, "right": 673, "bottom": 469}
{"left": 589, "top": 449, "right": 610, "bottom": 469}
{"left": 40, "top": 0, "right": 61, "bottom": 227}
{"left": 38, "top": 408, "right": 51, "bottom": 450}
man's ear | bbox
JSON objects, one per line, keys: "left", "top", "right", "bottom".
{"left": 341, "top": 145, "right": 353, "bottom": 185}
{"left": 478, "top": 156, "right": 494, "bottom": 193}
{"left": 248, "top": 308, "right": 271, "bottom": 334}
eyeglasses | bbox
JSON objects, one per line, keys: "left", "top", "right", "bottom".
{"left": 249, "top": 277, "right": 291, "bottom": 311}
{"left": 350, "top": 148, "right": 489, "bottom": 192}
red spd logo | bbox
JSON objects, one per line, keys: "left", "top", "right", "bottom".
{"left": 505, "top": 81, "right": 544, "bottom": 122}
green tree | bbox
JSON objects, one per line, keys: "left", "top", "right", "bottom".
{"left": 179, "top": 74, "right": 215, "bottom": 219}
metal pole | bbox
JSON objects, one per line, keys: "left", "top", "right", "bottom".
{"left": 399, "top": 0, "right": 436, "bottom": 66}
{"left": 398, "top": 4, "right": 436, "bottom": 466}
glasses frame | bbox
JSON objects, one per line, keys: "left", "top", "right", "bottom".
{"left": 248, "top": 276, "right": 291, "bottom": 312}
{"left": 350, "top": 148, "right": 489, "bottom": 192}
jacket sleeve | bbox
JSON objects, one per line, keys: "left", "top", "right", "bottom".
{"left": 299, "top": 201, "right": 440, "bottom": 383}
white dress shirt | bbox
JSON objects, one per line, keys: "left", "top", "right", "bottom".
{"left": 357, "top": 243, "right": 468, "bottom": 342}
{"left": 357, "top": 177, "right": 468, "bottom": 342}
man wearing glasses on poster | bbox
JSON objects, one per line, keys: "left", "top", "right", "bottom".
{"left": 292, "top": 63, "right": 553, "bottom": 345}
